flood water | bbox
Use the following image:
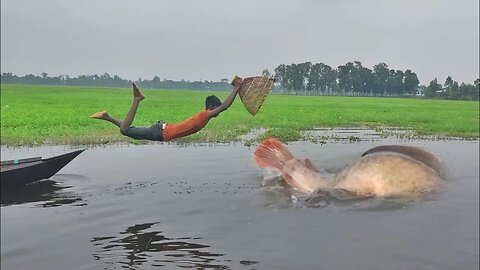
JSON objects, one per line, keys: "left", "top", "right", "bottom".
{"left": 1, "top": 130, "right": 479, "bottom": 270}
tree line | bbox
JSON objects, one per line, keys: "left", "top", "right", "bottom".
{"left": 1, "top": 62, "right": 478, "bottom": 100}
{"left": 424, "top": 77, "right": 479, "bottom": 100}
{"left": 0, "top": 72, "right": 231, "bottom": 91}
{"left": 266, "top": 61, "right": 478, "bottom": 100}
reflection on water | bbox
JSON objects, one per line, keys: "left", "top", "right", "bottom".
{"left": 0, "top": 175, "right": 85, "bottom": 207}
{"left": 92, "top": 222, "right": 258, "bottom": 269}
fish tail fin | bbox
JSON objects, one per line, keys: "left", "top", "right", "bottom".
{"left": 254, "top": 138, "right": 295, "bottom": 170}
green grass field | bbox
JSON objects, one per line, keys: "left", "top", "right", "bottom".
{"left": 1, "top": 84, "right": 479, "bottom": 146}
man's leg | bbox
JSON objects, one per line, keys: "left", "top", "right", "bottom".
{"left": 90, "top": 111, "right": 123, "bottom": 127}
{"left": 119, "top": 82, "right": 145, "bottom": 133}
{"left": 90, "top": 82, "right": 145, "bottom": 132}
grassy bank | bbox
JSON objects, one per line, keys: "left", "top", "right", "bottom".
{"left": 1, "top": 84, "right": 479, "bottom": 146}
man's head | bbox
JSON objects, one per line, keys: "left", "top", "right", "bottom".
{"left": 205, "top": 95, "right": 222, "bottom": 110}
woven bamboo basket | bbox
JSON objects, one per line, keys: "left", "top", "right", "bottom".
{"left": 231, "top": 76, "right": 274, "bottom": 116}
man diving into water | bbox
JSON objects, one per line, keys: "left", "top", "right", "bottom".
{"left": 90, "top": 77, "right": 243, "bottom": 141}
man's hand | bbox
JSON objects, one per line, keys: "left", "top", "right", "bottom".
{"left": 230, "top": 76, "right": 243, "bottom": 89}
{"left": 208, "top": 76, "right": 243, "bottom": 118}
{"left": 233, "top": 77, "right": 243, "bottom": 88}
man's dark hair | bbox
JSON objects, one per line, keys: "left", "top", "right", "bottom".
{"left": 205, "top": 95, "right": 222, "bottom": 109}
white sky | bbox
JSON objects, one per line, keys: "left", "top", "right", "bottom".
{"left": 1, "top": 0, "right": 479, "bottom": 84}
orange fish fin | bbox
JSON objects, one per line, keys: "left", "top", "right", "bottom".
{"left": 254, "top": 138, "right": 295, "bottom": 170}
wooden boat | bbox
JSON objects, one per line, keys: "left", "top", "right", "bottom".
{"left": 1, "top": 149, "right": 86, "bottom": 188}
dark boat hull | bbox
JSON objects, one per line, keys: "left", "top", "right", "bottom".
{"left": 1, "top": 149, "right": 85, "bottom": 188}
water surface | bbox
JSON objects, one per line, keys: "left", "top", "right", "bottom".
{"left": 1, "top": 134, "right": 479, "bottom": 270}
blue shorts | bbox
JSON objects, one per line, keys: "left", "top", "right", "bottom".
{"left": 122, "top": 121, "right": 164, "bottom": 141}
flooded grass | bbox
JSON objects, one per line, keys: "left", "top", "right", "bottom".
{"left": 1, "top": 84, "right": 479, "bottom": 146}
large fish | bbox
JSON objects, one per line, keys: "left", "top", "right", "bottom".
{"left": 254, "top": 139, "right": 445, "bottom": 198}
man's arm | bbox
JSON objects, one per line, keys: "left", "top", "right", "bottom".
{"left": 208, "top": 77, "right": 242, "bottom": 117}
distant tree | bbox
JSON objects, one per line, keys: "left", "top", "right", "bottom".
{"left": 403, "top": 70, "right": 420, "bottom": 95}
{"left": 322, "top": 64, "right": 338, "bottom": 93}
{"left": 444, "top": 76, "right": 454, "bottom": 88}
{"left": 1, "top": 72, "right": 17, "bottom": 83}
{"left": 372, "top": 63, "right": 389, "bottom": 95}
{"left": 337, "top": 62, "right": 355, "bottom": 92}
{"left": 274, "top": 64, "right": 287, "bottom": 88}
{"left": 285, "top": 62, "right": 310, "bottom": 91}
{"left": 449, "top": 81, "right": 460, "bottom": 99}
{"left": 386, "top": 69, "right": 404, "bottom": 95}
{"left": 425, "top": 78, "right": 442, "bottom": 98}
{"left": 338, "top": 61, "right": 373, "bottom": 94}
{"left": 306, "top": 63, "right": 321, "bottom": 91}
{"left": 262, "top": 69, "right": 271, "bottom": 77}
{"left": 356, "top": 62, "right": 374, "bottom": 93}
{"left": 457, "top": 82, "right": 479, "bottom": 100}
{"left": 150, "top": 76, "right": 160, "bottom": 88}
{"left": 441, "top": 76, "right": 461, "bottom": 99}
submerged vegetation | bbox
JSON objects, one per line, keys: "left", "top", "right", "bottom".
{"left": 1, "top": 84, "right": 479, "bottom": 146}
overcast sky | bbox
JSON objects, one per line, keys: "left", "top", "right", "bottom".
{"left": 1, "top": 0, "right": 479, "bottom": 84}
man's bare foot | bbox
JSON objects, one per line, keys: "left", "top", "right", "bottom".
{"left": 90, "top": 111, "right": 110, "bottom": 120}
{"left": 132, "top": 82, "right": 145, "bottom": 101}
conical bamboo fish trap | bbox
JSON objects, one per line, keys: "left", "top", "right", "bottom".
{"left": 232, "top": 76, "right": 275, "bottom": 116}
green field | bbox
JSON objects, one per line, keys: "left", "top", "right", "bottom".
{"left": 1, "top": 84, "right": 479, "bottom": 146}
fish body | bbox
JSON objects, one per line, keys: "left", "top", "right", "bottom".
{"left": 254, "top": 139, "right": 445, "bottom": 198}
{"left": 331, "top": 153, "right": 443, "bottom": 197}
{"left": 282, "top": 159, "right": 329, "bottom": 193}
